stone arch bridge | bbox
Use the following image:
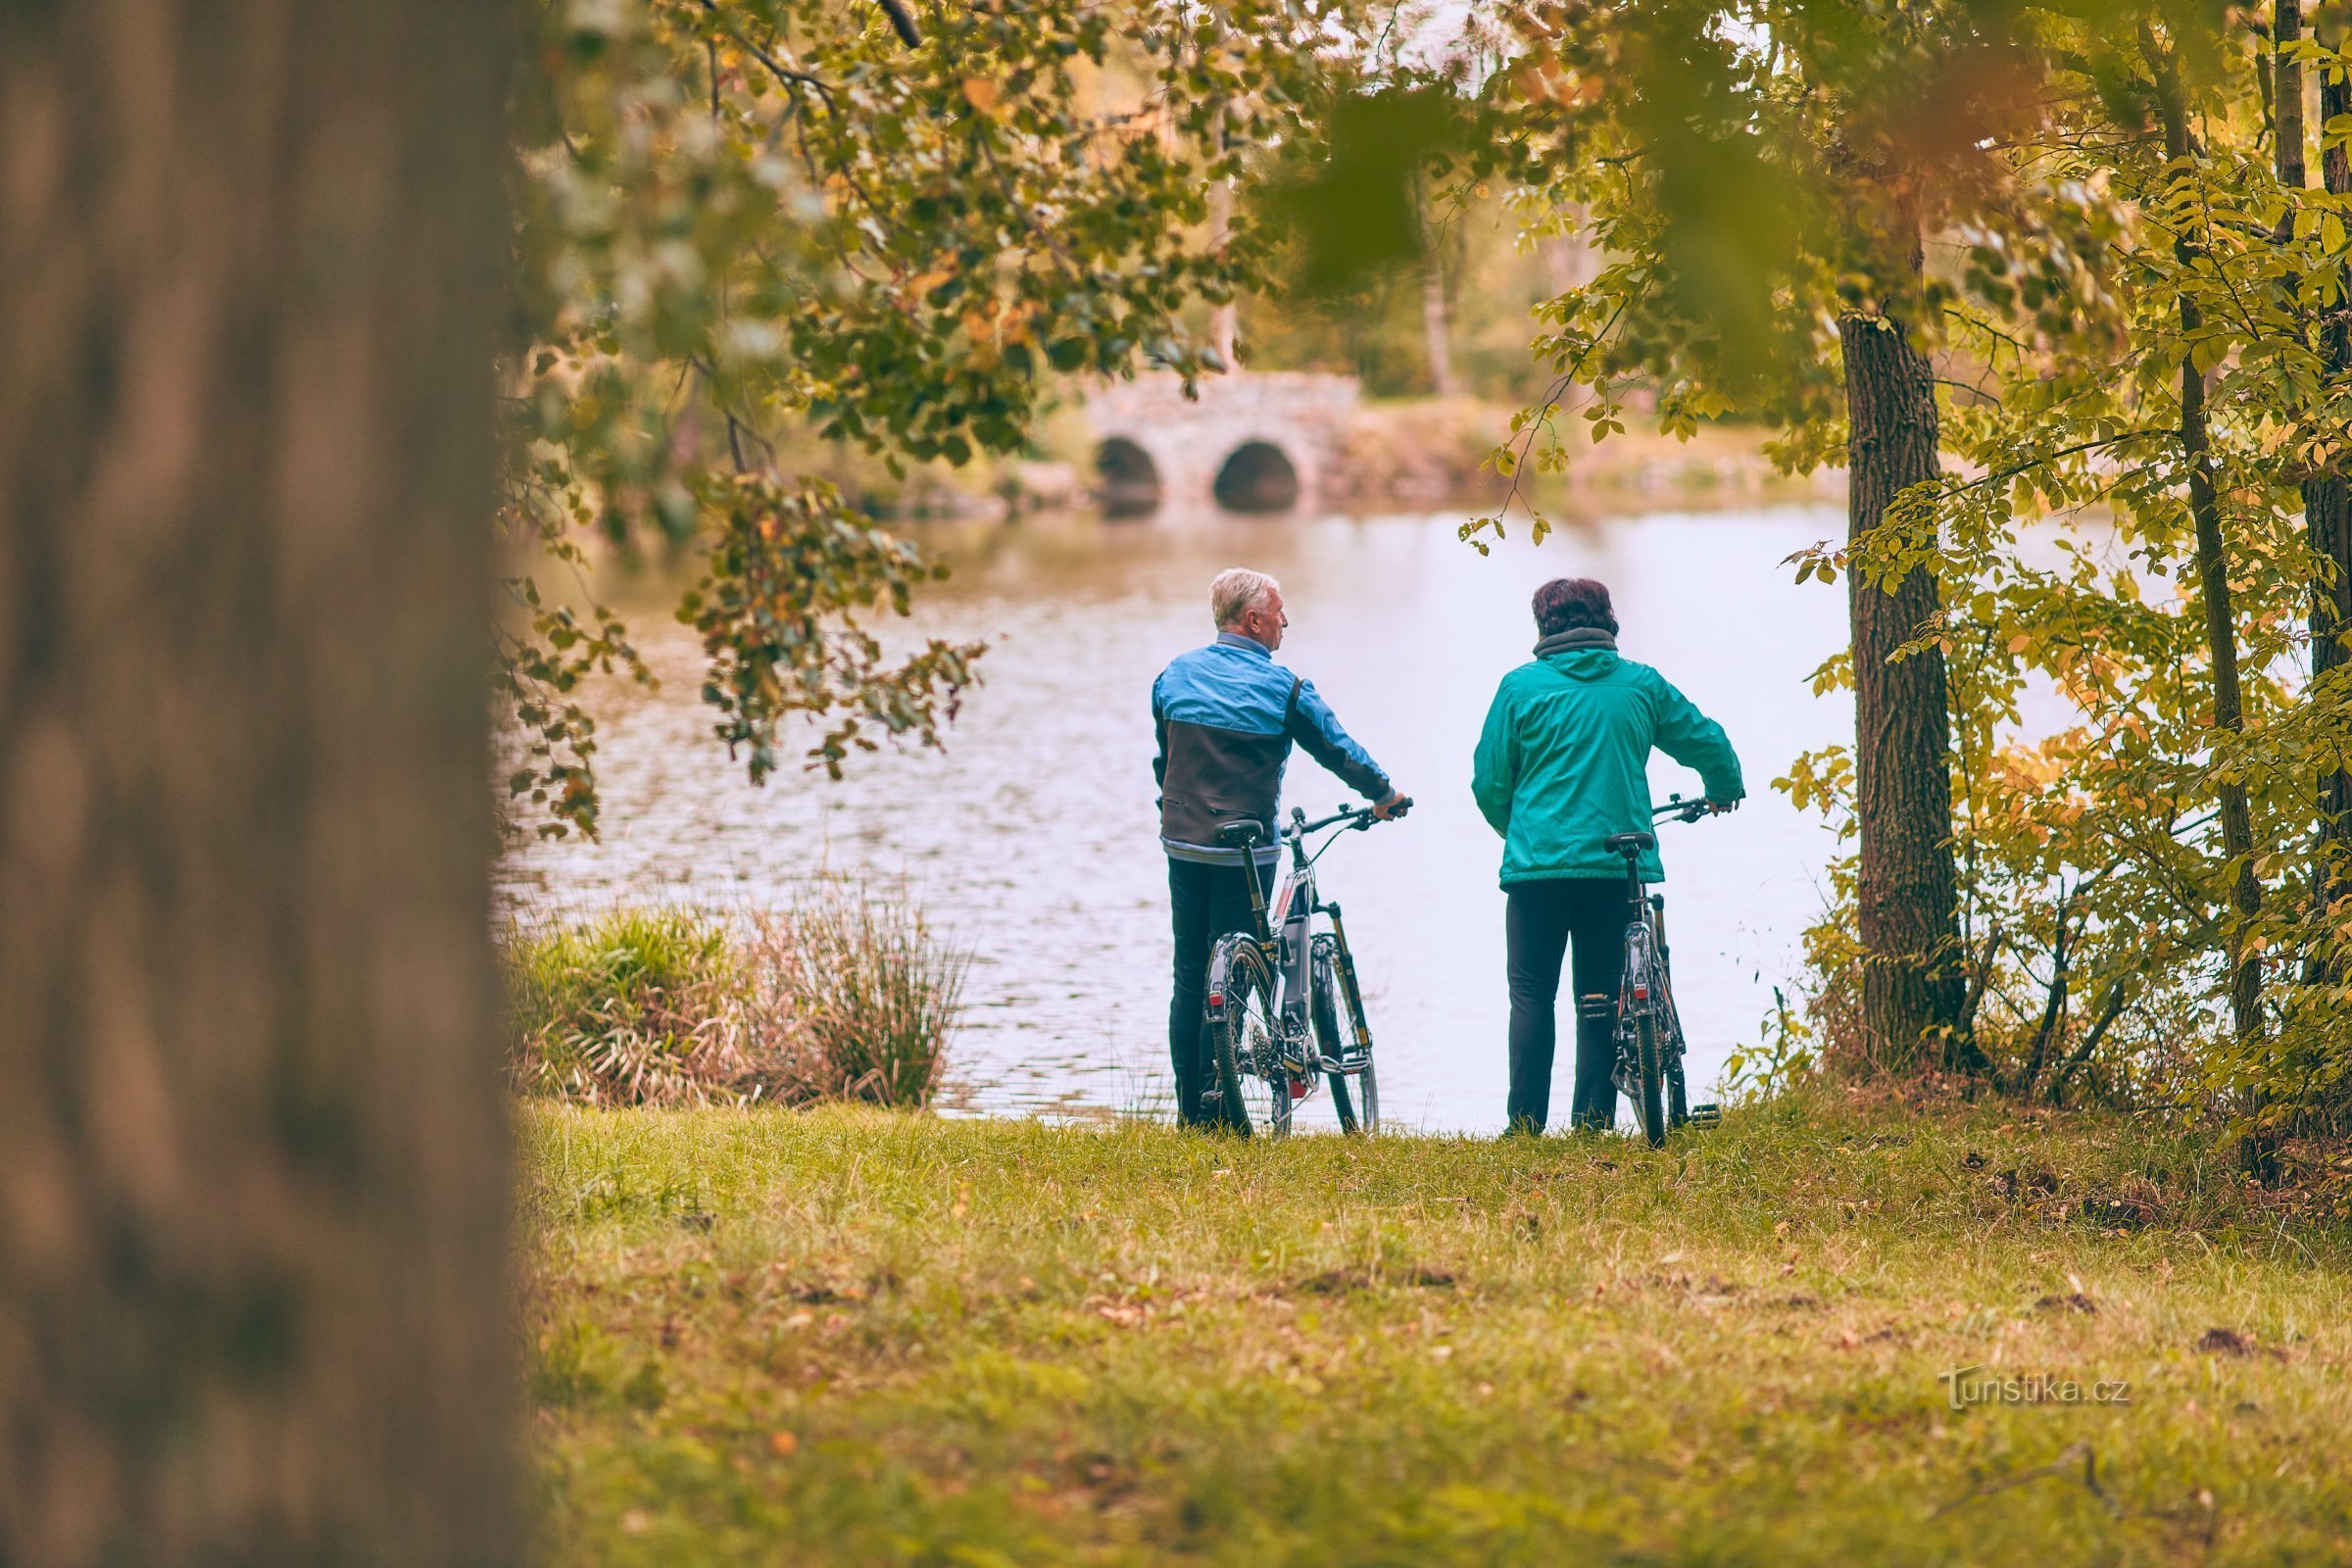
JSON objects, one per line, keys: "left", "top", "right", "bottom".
{"left": 1083, "top": 371, "right": 1359, "bottom": 515}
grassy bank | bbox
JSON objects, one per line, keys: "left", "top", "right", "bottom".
{"left": 522, "top": 1093, "right": 2352, "bottom": 1565}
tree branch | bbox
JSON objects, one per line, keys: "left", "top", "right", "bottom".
{"left": 877, "top": 0, "right": 921, "bottom": 48}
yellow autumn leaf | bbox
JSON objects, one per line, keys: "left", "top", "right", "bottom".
{"left": 962, "top": 76, "right": 1000, "bottom": 113}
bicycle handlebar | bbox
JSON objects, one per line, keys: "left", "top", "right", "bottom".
{"left": 1653, "top": 793, "right": 1735, "bottom": 824}
{"left": 1288, "top": 797, "right": 1413, "bottom": 839}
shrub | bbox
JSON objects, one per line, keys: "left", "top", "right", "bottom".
{"left": 505, "top": 907, "right": 742, "bottom": 1106}
{"left": 741, "top": 885, "right": 965, "bottom": 1108}
{"left": 503, "top": 888, "right": 963, "bottom": 1109}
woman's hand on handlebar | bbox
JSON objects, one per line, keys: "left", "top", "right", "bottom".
{"left": 1371, "top": 791, "right": 1411, "bottom": 822}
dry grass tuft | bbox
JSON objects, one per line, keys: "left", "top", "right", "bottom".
{"left": 505, "top": 887, "right": 964, "bottom": 1109}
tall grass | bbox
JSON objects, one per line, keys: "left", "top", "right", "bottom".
{"left": 739, "top": 886, "right": 964, "bottom": 1107}
{"left": 504, "top": 887, "right": 964, "bottom": 1109}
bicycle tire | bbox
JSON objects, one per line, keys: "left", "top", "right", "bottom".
{"left": 1206, "top": 936, "right": 1289, "bottom": 1139}
{"left": 1631, "top": 1012, "right": 1668, "bottom": 1149}
{"left": 1660, "top": 986, "right": 1690, "bottom": 1131}
{"left": 1309, "top": 937, "right": 1378, "bottom": 1135}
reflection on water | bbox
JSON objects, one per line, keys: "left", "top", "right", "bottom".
{"left": 497, "top": 504, "right": 1852, "bottom": 1132}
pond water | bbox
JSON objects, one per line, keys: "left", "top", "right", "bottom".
{"left": 497, "top": 500, "right": 1856, "bottom": 1132}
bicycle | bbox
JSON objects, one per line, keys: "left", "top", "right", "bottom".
{"left": 1199, "top": 799, "right": 1411, "bottom": 1138}
{"left": 1602, "top": 794, "right": 1730, "bottom": 1149}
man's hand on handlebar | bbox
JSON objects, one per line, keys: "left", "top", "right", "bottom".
{"left": 1371, "top": 791, "right": 1411, "bottom": 822}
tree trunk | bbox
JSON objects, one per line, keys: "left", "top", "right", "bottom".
{"left": 1415, "top": 173, "right": 1460, "bottom": 398}
{"left": 1208, "top": 178, "right": 1239, "bottom": 371}
{"left": 2146, "top": 39, "right": 2266, "bottom": 1116}
{"left": 1422, "top": 259, "right": 1461, "bottom": 398}
{"left": 2309, "top": 46, "right": 2352, "bottom": 925}
{"left": 2275, "top": 0, "right": 2306, "bottom": 209}
{"left": 1838, "top": 312, "right": 1969, "bottom": 1073}
{"left": 0, "top": 4, "right": 516, "bottom": 1563}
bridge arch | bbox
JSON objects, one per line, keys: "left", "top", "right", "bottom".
{"left": 1094, "top": 437, "right": 1162, "bottom": 516}
{"left": 1212, "top": 440, "right": 1300, "bottom": 513}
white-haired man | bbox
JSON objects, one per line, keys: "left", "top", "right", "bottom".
{"left": 1152, "top": 567, "right": 1404, "bottom": 1128}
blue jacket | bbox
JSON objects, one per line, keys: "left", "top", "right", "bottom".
{"left": 1472, "top": 630, "right": 1742, "bottom": 885}
{"left": 1152, "top": 633, "right": 1391, "bottom": 866}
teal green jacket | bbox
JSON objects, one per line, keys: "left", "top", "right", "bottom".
{"left": 1471, "top": 631, "right": 1743, "bottom": 885}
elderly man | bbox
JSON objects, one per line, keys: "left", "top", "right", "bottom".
{"left": 1152, "top": 567, "right": 1404, "bottom": 1128}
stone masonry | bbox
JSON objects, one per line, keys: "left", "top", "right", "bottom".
{"left": 1083, "top": 370, "right": 1361, "bottom": 512}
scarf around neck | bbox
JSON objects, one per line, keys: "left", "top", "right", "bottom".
{"left": 1534, "top": 627, "right": 1617, "bottom": 658}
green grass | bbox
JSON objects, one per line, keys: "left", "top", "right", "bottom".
{"left": 521, "top": 1091, "right": 2352, "bottom": 1565}
{"left": 506, "top": 906, "right": 739, "bottom": 1103}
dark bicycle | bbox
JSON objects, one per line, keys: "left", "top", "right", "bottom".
{"left": 1603, "top": 794, "right": 1729, "bottom": 1148}
{"left": 1200, "top": 799, "right": 1410, "bottom": 1138}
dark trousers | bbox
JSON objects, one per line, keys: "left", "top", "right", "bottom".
{"left": 1505, "top": 877, "right": 1638, "bottom": 1133}
{"left": 1167, "top": 856, "right": 1273, "bottom": 1125}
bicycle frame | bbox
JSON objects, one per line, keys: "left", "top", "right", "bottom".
{"left": 1609, "top": 795, "right": 1720, "bottom": 1139}
{"left": 1219, "top": 805, "right": 1386, "bottom": 1080}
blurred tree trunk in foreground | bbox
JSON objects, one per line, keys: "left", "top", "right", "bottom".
{"left": 0, "top": 3, "right": 515, "bottom": 1563}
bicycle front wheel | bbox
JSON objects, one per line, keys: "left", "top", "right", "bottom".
{"left": 1309, "top": 936, "right": 1377, "bottom": 1135}
{"left": 1630, "top": 1012, "right": 1668, "bottom": 1149}
{"left": 1206, "top": 935, "right": 1290, "bottom": 1139}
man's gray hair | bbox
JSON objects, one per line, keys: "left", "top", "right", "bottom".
{"left": 1210, "top": 567, "right": 1280, "bottom": 629}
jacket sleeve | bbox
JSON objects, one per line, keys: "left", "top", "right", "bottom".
{"left": 1287, "top": 676, "right": 1391, "bottom": 803}
{"left": 1150, "top": 673, "right": 1168, "bottom": 798}
{"left": 1650, "top": 671, "right": 1744, "bottom": 802}
{"left": 1471, "top": 680, "right": 1517, "bottom": 835}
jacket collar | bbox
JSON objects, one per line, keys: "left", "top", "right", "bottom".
{"left": 1215, "top": 630, "right": 1274, "bottom": 658}
{"left": 1534, "top": 627, "right": 1617, "bottom": 657}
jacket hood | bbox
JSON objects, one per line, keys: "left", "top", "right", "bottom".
{"left": 1534, "top": 627, "right": 1621, "bottom": 680}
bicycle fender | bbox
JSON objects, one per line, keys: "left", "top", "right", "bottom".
{"left": 1621, "top": 924, "right": 1657, "bottom": 1009}
{"left": 1202, "top": 935, "right": 1256, "bottom": 1023}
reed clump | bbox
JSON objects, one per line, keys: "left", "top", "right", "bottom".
{"left": 504, "top": 888, "right": 963, "bottom": 1109}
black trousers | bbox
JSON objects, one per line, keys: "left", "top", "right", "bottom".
{"left": 1167, "top": 856, "right": 1274, "bottom": 1126}
{"left": 1505, "top": 877, "right": 1639, "bottom": 1133}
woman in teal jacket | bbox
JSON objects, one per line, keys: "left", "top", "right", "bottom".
{"left": 1472, "top": 578, "right": 1743, "bottom": 1134}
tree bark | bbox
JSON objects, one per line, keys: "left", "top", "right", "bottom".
{"left": 2309, "top": 45, "right": 2352, "bottom": 924}
{"left": 1422, "top": 259, "right": 1461, "bottom": 398}
{"left": 2275, "top": 0, "right": 2306, "bottom": 211}
{"left": 1415, "top": 173, "right": 1460, "bottom": 398}
{"left": 2147, "top": 38, "right": 2266, "bottom": 1077}
{"left": 0, "top": 3, "right": 516, "bottom": 1563}
{"left": 1838, "top": 312, "right": 1969, "bottom": 1073}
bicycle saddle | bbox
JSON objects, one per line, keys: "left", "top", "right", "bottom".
{"left": 1604, "top": 830, "right": 1656, "bottom": 856}
{"left": 1215, "top": 820, "right": 1265, "bottom": 848}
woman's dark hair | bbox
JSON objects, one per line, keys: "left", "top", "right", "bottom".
{"left": 1533, "top": 577, "right": 1618, "bottom": 637}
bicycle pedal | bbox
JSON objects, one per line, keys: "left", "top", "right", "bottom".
{"left": 1689, "top": 1102, "right": 1723, "bottom": 1128}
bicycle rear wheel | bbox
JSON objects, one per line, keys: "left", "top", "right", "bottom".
{"left": 1206, "top": 935, "right": 1290, "bottom": 1138}
{"left": 1630, "top": 1012, "right": 1668, "bottom": 1149}
{"left": 1662, "top": 994, "right": 1690, "bottom": 1131}
{"left": 1309, "top": 936, "right": 1377, "bottom": 1135}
